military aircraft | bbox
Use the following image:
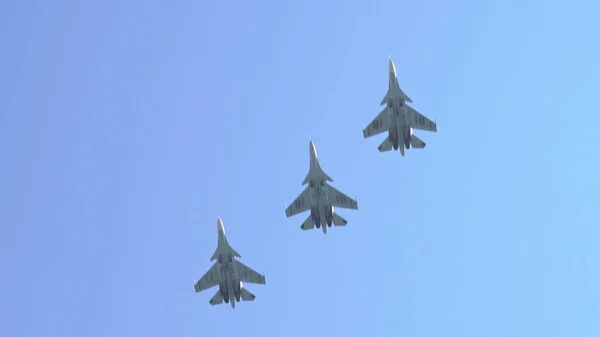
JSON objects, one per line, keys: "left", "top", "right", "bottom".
{"left": 362, "top": 57, "right": 438, "bottom": 156}
{"left": 284, "top": 140, "right": 358, "bottom": 234}
{"left": 193, "top": 218, "right": 266, "bottom": 309}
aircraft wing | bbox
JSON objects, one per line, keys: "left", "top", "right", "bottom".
{"left": 235, "top": 261, "right": 266, "bottom": 285}
{"left": 326, "top": 185, "right": 358, "bottom": 210}
{"left": 285, "top": 187, "right": 312, "bottom": 217}
{"left": 407, "top": 105, "right": 437, "bottom": 132}
{"left": 363, "top": 106, "right": 390, "bottom": 138}
{"left": 194, "top": 262, "right": 220, "bottom": 293}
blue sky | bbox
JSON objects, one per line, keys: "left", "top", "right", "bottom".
{"left": 1, "top": 0, "right": 599, "bottom": 336}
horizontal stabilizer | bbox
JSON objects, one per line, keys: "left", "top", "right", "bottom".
{"left": 378, "top": 136, "right": 393, "bottom": 152}
{"left": 301, "top": 215, "right": 314, "bottom": 231}
{"left": 411, "top": 135, "right": 426, "bottom": 149}
{"left": 332, "top": 213, "right": 348, "bottom": 227}
{"left": 240, "top": 288, "right": 256, "bottom": 301}
{"left": 209, "top": 291, "right": 224, "bottom": 305}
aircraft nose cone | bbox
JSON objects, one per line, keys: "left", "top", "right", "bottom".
{"left": 217, "top": 217, "right": 224, "bottom": 233}
{"left": 309, "top": 139, "right": 318, "bottom": 168}
{"left": 388, "top": 57, "right": 396, "bottom": 75}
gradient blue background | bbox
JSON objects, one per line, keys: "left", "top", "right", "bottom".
{"left": 1, "top": 0, "right": 599, "bottom": 336}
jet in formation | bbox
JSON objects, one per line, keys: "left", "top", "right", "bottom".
{"left": 362, "top": 57, "right": 438, "bottom": 156}
{"left": 284, "top": 140, "right": 359, "bottom": 234}
{"left": 193, "top": 218, "right": 266, "bottom": 309}
{"left": 194, "top": 57, "right": 439, "bottom": 311}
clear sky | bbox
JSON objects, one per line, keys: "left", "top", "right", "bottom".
{"left": 1, "top": 0, "right": 599, "bottom": 336}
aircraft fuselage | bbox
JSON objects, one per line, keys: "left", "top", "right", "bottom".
{"left": 387, "top": 99, "right": 413, "bottom": 156}
{"left": 217, "top": 254, "right": 242, "bottom": 308}
{"left": 308, "top": 183, "right": 334, "bottom": 234}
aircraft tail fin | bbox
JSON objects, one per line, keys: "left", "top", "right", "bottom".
{"left": 240, "top": 288, "right": 256, "bottom": 302}
{"left": 378, "top": 136, "right": 393, "bottom": 152}
{"left": 411, "top": 134, "right": 426, "bottom": 149}
{"left": 301, "top": 215, "right": 314, "bottom": 231}
{"left": 332, "top": 213, "right": 348, "bottom": 227}
{"left": 209, "top": 291, "right": 224, "bottom": 305}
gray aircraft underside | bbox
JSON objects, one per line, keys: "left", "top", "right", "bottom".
{"left": 362, "top": 57, "right": 438, "bottom": 157}
{"left": 284, "top": 140, "right": 359, "bottom": 234}
{"left": 193, "top": 218, "right": 266, "bottom": 309}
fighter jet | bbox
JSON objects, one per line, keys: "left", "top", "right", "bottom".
{"left": 193, "top": 217, "right": 266, "bottom": 309}
{"left": 284, "top": 140, "right": 358, "bottom": 234}
{"left": 362, "top": 57, "right": 438, "bottom": 156}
